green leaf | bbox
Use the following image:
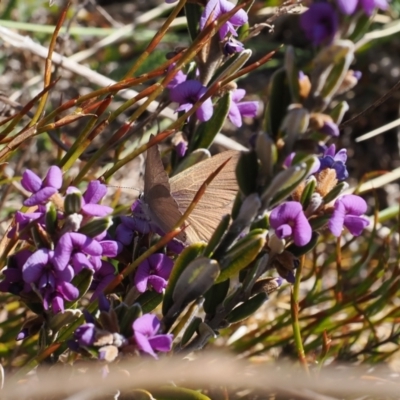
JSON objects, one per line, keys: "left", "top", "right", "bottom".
{"left": 67, "top": 268, "right": 93, "bottom": 307}
{"left": 152, "top": 386, "right": 211, "bottom": 400}
{"left": 323, "top": 182, "right": 347, "bottom": 204}
{"left": 163, "top": 243, "right": 206, "bottom": 316}
{"left": 136, "top": 291, "right": 163, "bottom": 314}
{"left": 119, "top": 303, "right": 142, "bottom": 336}
{"left": 236, "top": 150, "right": 259, "bottom": 195}
{"left": 185, "top": 3, "right": 202, "bottom": 42}
{"left": 172, "top": 257, "right": 220, "bottom": 307}
{"left": 227, "top": 292, "right": 268, "bottom": 323}
{"left": 203, "top": 214, "right": 231, "bottom": 258}
{"left": 264, "top": 68, "right": 292, "bottom": 139}
{"left": 79, "top": 217, "right": 113, "bottom": 238}
{"left": 181, "top": 316, "right": 202, "bottom": 346}
{"left": 64, "top": 191, "right": 82, "bottom": 215}
{"left": 285, "top": 45, "right": 300, "bottom": 103}
{"left": 300, "top": 177, "right": 316, "bottom": 208}
{"left": 203, "top": 279, "right": 230, "bottom": 316}
{"left": 256, "top": 133, "right": 276, "bottom": 184}
{"left": 217, "top": 229, "right": 267, "bottom": 283}
{"left": 193, "top": 92, "right": 231, "bottom": 150}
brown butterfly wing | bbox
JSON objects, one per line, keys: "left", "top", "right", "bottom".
{"left": 170, "top": 150, "right": 240, "bottom": 243}
{"left": 143, "top": 144, "right": 187, "bottom": 243}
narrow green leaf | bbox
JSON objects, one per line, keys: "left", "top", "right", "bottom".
{"left": 185, "top": 3, "right": 202, "bottom": 42}
{"left": 203, "top": 279, "right": 230, "bottom": 315}
{"left": 163, "top": 243, "right": 206, "bottom": 316}
{"left": 136, "top": 291, "right": 163, "bottom": 314}
{"left": 227, "top": 292, "right": 268, "bottom": 323}
{"left": 203, "top": 214, "right": 231, "bottom": 257}
{"left": 236, "top": 150, "right": 258, "bottom": 195}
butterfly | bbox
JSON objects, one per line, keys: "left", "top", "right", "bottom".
{"left": 141, "top": 141, "right": 240, "bottom": 244}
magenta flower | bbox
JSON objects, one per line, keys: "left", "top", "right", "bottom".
{"left": 228, "top": 89, "right": 259, "bottom": 127}
{"left": 300, "top": 3, "right": 338, "bottom": 46}
{"left": 328, "top": 195, "right": 370, "bottom": 237}
{"left": 200, "top": 0, "right": 248, "bottom": 39}
{"left": 169, "top": 80, "right": 213, "bottom": 122}
{"left": 269, "top": 201, "right": 312, "bottom": 247}
{"left": 81, "top": 181, "right": 113, "bottom": 217}
{"left": 135, "top": 254, "right": 174, "bottom": 293}
{"left": 132, "top": 314, "right": 173, "bottom": 359}
{"left": 336, "top": 0, "right": 388, "bottom": 16}
{"left": 319, "top": 144, "right": 349, "bottom": 181}
{"left": 21, "top": 165, "right": 62, "bottom": 206}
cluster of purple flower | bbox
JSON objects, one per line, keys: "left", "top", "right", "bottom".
{"left": 166, "top": 0, "right": 259, "bottom": 126}
{"left": 270, "top": 144, "right": 369, "bottom": 255}
{"left": 0, "top": 166, "right": 119, "bottom": 314}
{"left": 301, "top": 0, "right": 388, "bottom": 45}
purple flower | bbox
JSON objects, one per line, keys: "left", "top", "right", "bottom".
{"left": 319, "top": 144, "right": 349, "bottom": 181}
{"left": 22, "top": 248, "right": 79, "bottom": 312}
{"left": 167, "top": 64, "right": 187, "bottom": 90}
{"left": 135, "top": 254, "right": 174, "bottom": 293}
{"left": 283, "top": 152, "right": 321, "bottom": 175}
{"left": 132, "top": 314, "right": 173, "bottom": 359}
{"left": 90, "top": 261, "right": 116, "bottom": 300}
{"left": 74, "top": 323, "right": 96, "bottom": 347}
{"left": 300, "top": 3, "right": 339, "bottom": 46}
{"left": 336, "top": 0, "right": 388, "bottom": 16}
{"left": 169, "top": 80, "right": 213, "bottom": 122}
{"left": 21, "top": 166, "right": 62, "bottom": 207}
{"left": 0, "top": 249, "right": 32, "bottom": 295}
{"left": 269, "top": 201, "right": 312, "bottom": 247}
{"left": 175, "top": 140, "right": 188, "bottom": 158}
{"left": 224, "top": 38, "right": 245, "bottom": 55}
{"left": 228, "top": 89, "right": 259, "bottom": 127}
{"left": 53, "top": 232, "right": 103, "bottom": 272}
{"left": 320, "top": 120, "right": 340, "bottom": 137}
{"left": 66, "top": 181, "right": 113, "bottom": 218}
{"left": 328, "top": 194, "right": 369, "bottom": 237}
{"left": 200, "top": 0, "right": 248, "bottom": 39}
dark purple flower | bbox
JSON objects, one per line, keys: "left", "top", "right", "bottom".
{"left": 300, "top": 3, "right": 339, "bottom": 46}
{"left": 200, "top": 0, "right": 248, "bottom": 39}
{"left": 228, "top": 89, "right": 259, "bottom": 127}
{"left": 21, "top": 166, "right": 62, "bottom": 207}
{"left": 175, "top": 141, "right": 188, "bottom": 158}
{"left": 132, "top": 314, "right": 173, "bottom": 359}
{"left": 135, "top": 254, "right": 174, "bottom": 293}
{"left": 169, "top": 80, "right": 213, "bottom": 122}
{"left": 328, "top": 194, "right": 369, "bottom": 237}
{"left": 319, "top": 144, "right": 349, "bottom": 181}
{"left": 269, "top": 201, "right": 312, "bottom": 247}
{"left": 320, "top": 120, "right": 340, "bottom": 137}
{"left": 0, "top": 249, "right": 32, "bottom": 295}
{"left": 90, "top": 261, "right": 116, "bottom": 300}
{"left": 224, "top": 38, "right": 245, "bottom": 55}
{"left": 74, "top": 323, "right": 96, "bottom": 347}
{"left": 336, "top": 0, "right": 388, "bottom": 16}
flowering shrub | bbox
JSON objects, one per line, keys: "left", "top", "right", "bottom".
{"left": 0, "top": 0, "right": 395, "bottom": 397}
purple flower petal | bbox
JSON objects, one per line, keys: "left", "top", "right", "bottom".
{"left": 21, "top": 170, "right": 42, "bottom": 193}
{"left": 52, "top": 295, "right": 64, "bottom": 313}
{"left": 75, "top": 323, "right": 96, "bottom": 347}
{"left": 22, "top": 249, "right": 52, "bottom": 283}
{"left": 24, "top": 187, "right": 58, "bottom": 206}
{"left": 344, "top": 215, "right": 370, "bottom": 236}
{"left": 275, "top": 224, "right": 293, "bottom": 239}
{"left": 237, "top": 101, "right": 259, "bottom": 118}
{"left": 148, "top": 334, "right": 173, "bottom": 352}
{"left": 133, "top": 314, "right": 159, "bottom": 336}
{"left": 170, "top": 80, "right": 204, "bottom": 104}
{"left": 99, "top": 240, "right": 119, "bottom": 257}
{"left": 336, "top": 0, "right": 358, "bottom": 14}
{"left": 196, "top": 98, "right": 214, "bottom": 122}
{"left": 228, "top": 101, "right": 243, "bottom": 127}
{"left": 83, "top": 181, "right": 107, "bottom": 204}
{"left": 43, "top": 166, "right": 62, "bottom": 189}
{"left": 134, "top": 331, "right": 157, "bottom": 358}
{"left": 147, "top": 275, "right": 167, "bottom": 293}
{"left": 57, "top": 281, "right": 79, "bottom": 301}
{"left": 135, "top": 259, "right": 151, "bottom": 293}
{"left": 81, "top": 204, "right": 113, "bottom": 217}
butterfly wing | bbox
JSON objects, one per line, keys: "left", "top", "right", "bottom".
{"left": 143, "top": 143, "right": 187, "bottom": 243}
{"left": 170, "top": 150, "right": 240, "bottom": 243}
